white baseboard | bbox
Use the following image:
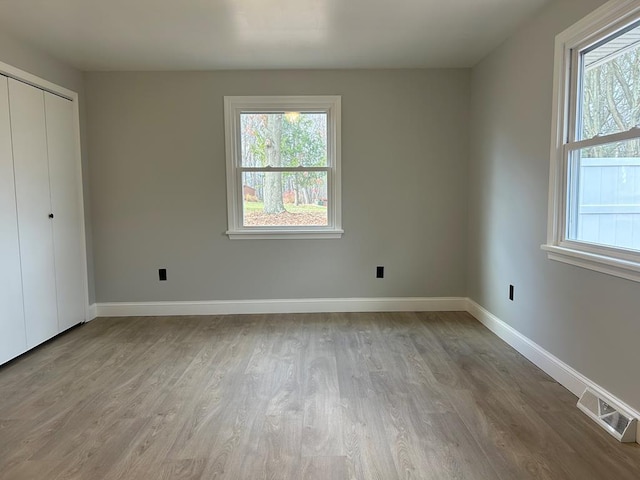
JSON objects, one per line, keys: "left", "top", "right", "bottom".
{"left": 95, "top": 296, "right": 467, "bottom": 317}
{"left": 466, "top": 299, "right": 640, "bottom": 443}
{"left": 86, "top": 304, "right": 98, "bottom": 322}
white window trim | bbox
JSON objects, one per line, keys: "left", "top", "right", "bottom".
{"left": 544, "top": 0, "right": 640, "bottom": 282}
{"left": 224, "top": 95, "right": 343, "bottom": 240}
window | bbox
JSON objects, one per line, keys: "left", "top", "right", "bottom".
{"left": 544, "top": 1, "right": 640, "bottom": 282}
{"left": 224, "top": 96, "right": 342, "bottom": 239}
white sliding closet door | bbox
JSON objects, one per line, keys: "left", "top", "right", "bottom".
{"left": 0, "top": 76, "right": 27, "bottom": 364}
{"left": 45, "top": 92, "right": 85, "bottom": 331}
{"left": 9, "top": 78, "right": 59, "bottom": 348}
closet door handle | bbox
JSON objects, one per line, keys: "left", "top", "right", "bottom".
{"left": 48, "top": 213, "right": 54, "bottom": 219}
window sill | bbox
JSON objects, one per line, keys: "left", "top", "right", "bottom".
{"left": 541, "top": 244, "right": 640, "bottom": 283}
{"left": 227, "top": 229, "right": 344, "bottom": 240}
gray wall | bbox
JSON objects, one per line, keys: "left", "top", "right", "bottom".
{"left": 0, "top": 30, "right": 95, "bottom": 304}
{"left": 468, "top": 0, "right": 640, "bottom": 411}
{"left": 85, "top": 70, "right": 470, "bottom": 302}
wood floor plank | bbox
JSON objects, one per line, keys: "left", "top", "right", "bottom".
{"left": 302, "top": 456, "right": 347, "bottom": 480}
{"left": 258, "top": 412, "right": 303, "bottom": 479}
{"left": 448, "top": 387, "right": 610, "bottom": 480}
{"left": 374, "top": 374, "right": 498, "bottom": 480}
{"left": 542, "top": 408, "right": 640, "bottom": 480}
{"left": 301, "top": 315, "right": 343, "bottom": 458}
{"left": 342, "top": 395, "right": 400, "bottom": 480}
{"left": 158, "top": 458, "right": 208, "bottom": 480}
{"left": 333, "top": 315, "right": 375, "bottom": 399}
{"left": 1, "top": 312, "right": 639, "bottom": 479}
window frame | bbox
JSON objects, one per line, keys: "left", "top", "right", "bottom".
{"left": 543, "top": 0, "right": 640, "bottom": 282}
{"left": 223, "top": 95, "right": 343, "bottom": 239}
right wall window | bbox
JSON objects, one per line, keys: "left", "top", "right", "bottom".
{"left": 544, "top": 1, "right": 640, "bottom": 282}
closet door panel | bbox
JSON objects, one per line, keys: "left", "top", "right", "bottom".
{"left": 0, "top": 76, "right": 27, "bottom": 364}
{"left": 8, "top": 78, "right": 59, "bottom": 348}
{"left": 45, "top": 92, "right": 85, "bottom": 331}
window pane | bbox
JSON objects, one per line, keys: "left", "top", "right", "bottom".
{"left": 240, "top": 112, "right": 327, "bottom": 167}
{"left": 580, "top": 21, "right": 640, "bottom": 140}
{"left": 568, "top": 138, "right": 640, "bottom": 250}
{"left": 242, "top": 171, "right": 328, "bottom": 227}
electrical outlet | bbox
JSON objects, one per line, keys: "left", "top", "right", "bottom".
{"left": 509, "top": 284, "right": 514, "bottom": 301}
{"left": 376, "top": 266, "right": 384, "bottom": 279}
{"left": 159, "top": 268, "right": 167, "bottom": 281}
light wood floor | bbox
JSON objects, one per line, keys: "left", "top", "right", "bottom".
{"left": 1, "top": 312, "right": 639, "bottom": 479}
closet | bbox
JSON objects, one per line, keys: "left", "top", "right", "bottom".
{"left": 0, "top": 73, "right": 87, "bottom": 366}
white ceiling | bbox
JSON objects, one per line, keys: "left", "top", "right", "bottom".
{"left": 0, "top": 0, "right": 551, "bottom": 71}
